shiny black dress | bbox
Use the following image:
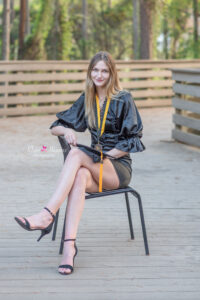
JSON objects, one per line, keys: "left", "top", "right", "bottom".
{"left": 49, "top": 90, "right": 145, "bottom": 188}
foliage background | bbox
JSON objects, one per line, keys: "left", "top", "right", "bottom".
{"left": 0, "top": 0, "right": 200, "bottom": 60}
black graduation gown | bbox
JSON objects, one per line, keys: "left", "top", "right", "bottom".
{"left": 49, "top": 90, "right": 145, "bottom": 172}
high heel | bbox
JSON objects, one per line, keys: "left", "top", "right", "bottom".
{"left": 58, "top": 239, "right": 78, "bottom": 275}
{"left": 14, "top": 207, "right": 55, "bottom": 242}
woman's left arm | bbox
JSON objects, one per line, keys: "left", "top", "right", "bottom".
{"left": 111, "top": 92, "right": 145, "bottom": 155}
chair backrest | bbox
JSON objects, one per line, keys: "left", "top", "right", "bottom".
{"left": 58, "top": 136, "right": 71, "bottom": 162}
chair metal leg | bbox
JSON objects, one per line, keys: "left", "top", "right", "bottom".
{"left": 125, "top": 192, "right": 134, "bottom": 240}
{"left": 59, "top": 209, "right": 67, "bottom": 255}
{"left": 52, "top": 209, "right": 59, "bottom": 241}
{"left": 130, "top": 190, "right": 150, "bottom": 255}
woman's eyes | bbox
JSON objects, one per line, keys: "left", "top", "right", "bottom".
{"left": 92, "top": 68, "right": 109, "bottom": 73}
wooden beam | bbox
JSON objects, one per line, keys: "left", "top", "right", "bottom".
{"left": 172, "top": 129, "right": 200, "bottom": 147}
{"left": 173, "top": 113, "right": 200, "bottom": 131}
{"left": 172, "top": 97, "right": 200, "bottom": 114}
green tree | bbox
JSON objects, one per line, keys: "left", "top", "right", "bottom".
{"left": 46, "top": 0, "right": 72, "bottom": 60}
{"left": 23, "top": 0, "right": 53, "bottom": 59}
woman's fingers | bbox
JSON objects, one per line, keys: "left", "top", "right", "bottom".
{"left": 64, "top": 133, "right": 77, "bottom": 146}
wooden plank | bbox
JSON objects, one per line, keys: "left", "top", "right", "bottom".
{"left": 0, "top": 278, "right": 200, "bottom": 292}
{"left": 173, "top": 83, "right": 200, "bottom": 98}
{"left": 132, "top": 89, "right": 173, "bottom": 98}
{"left": 172, "top": 97, "right": 200, "bottom": 114}
{"left": 1, "top": 293, "right": 200, "bottom": 300}
{"left": 171, "top": 68, "right": 200, "bottom": 74}
{"left": 122, "top": 80, "right": 173, "bottom": 89}
{"left": 1, "top": 265, "right": 200, "bottom": 279}
{"left": 0, "top": 59, "right": 199, "bottom": 65}
{"left": 0, "top": 105, "right": 70, "bottom": 116}
{"left": 0, "top": 254, "right": 198, "bottom": 266}
{"left": 136, "top": 99, "right": 171, "bottom": 107}
{"left": 172, "top": 71, "right": 200, "bottom": 84}
{"left": 0, "top": 64, "right": 89, "bottom": 72}
{"left": 0, "top": 72, "right": 87, "bottom": 82}
{"left": 113, "top": 62, "right": 198, "bottom": 70}
{"left": 0, "top": 93, "right": 80, "bottom": 105}
{"left": 1, "top": 61, "right": 200, "bottom": 72}
{"left": 172, "top": 129, "right": 200, "bottom": 147}
{"left": 173, "top": 114, "right": 200, "bottom": 131}
{"left": 0, "top": 82, "right": 85, "bottom": 93}
{"left": 119, "top": 70, "right": 172, "bottom": 78}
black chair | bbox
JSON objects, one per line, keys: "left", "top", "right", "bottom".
{"left": 52, "top": 136, "right": 149, "bottom": 256}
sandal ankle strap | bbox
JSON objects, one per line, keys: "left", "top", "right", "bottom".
{"left": 44, "top": 207, "right": 55, "bottom": 219}
{"left": 64, "top": 238, "right": 76, "bottom": 242}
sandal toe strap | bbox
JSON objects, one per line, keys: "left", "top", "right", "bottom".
{"left": 59, "top": 264, "right": 73, "bottom": 271}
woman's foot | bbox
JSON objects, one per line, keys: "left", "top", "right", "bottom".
{"left": 15, "top": 208, "right": 54, "bottom": 230}
{"left": 58, "top": 240, "right": 77, "bottom": 275}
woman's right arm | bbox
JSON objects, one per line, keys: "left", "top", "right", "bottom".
{"left": 51, "top": 126, "right": 77, "bottom": 146}
{"left": 50, "top": 125, "right": 68, "bottom": 136}
{"left": 49, "top": 92, "right": 86, "bottom": 146}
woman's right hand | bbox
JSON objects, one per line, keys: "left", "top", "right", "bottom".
{"left": 64, "top": 128, "right": 77, "bottom": 146}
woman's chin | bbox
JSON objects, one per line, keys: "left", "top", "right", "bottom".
{"left": 94, "top": 81, "right": 106, "bottom": 87}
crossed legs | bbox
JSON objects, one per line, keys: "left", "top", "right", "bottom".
{"left": 16, "top": 147, "right": 120, "bottom": 274}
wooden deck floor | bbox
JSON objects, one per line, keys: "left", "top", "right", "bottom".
{"left": 1, "top": 107, "right": 200, "bottom": 300}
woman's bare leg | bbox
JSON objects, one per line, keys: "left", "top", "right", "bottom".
{"left": 58, "top": 167, "right": 99, "bottom": 274}
{"left": 16, "top": 148, "right": 119, "bottom": 229}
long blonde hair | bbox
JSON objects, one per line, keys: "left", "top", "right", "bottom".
{"left": 85, "top": 51, "right": 122, "bottom": 128}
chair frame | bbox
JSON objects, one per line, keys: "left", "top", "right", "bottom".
{"left": 52, "top": 136, "right": 150, "bottom": 256}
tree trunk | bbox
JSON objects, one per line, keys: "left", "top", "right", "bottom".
{"left": 25, "top": 0, "right": 30, "bottom": 36}
{"left": 10, "top": 0, "right": 15, "bottom": 59}
{"left": 52, "top": 0, "right": 59, "bottom": 60}
{"left": 193, "top": 0, "right": 199, "bottom": 58}
{"left": 163, "top": 16, "right": 169, "bottom": 59}
{"left": 133, "top": 0, "right": 139, "bottom": 59}
{"left": 82, "top": 0, "right": 88, "bottom": 59}
{"left": 2, "top": 0, "right": 10, "bottom": 60}
{"left": 18, "top": 0, "right": 27, "bottom": 59}
{"left": 10, "top": 0, "right": 15, "bottom": 24}
{"left": 139, "top": 0, "right": 155, "bottom": 59}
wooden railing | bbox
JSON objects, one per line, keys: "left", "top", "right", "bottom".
{"left": 172, "top": 68, "right": 200, "bottom": 148}
{"left": 1, "top": 59, "right": 200, "bottom": 117}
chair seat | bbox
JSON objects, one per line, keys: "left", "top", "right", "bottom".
{"left": 85, "top": 186, "right": 135, "bottom": 199}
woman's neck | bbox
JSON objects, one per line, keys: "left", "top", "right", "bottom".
{"left": 96, "top": 86, "right": 106, "bottom": 100}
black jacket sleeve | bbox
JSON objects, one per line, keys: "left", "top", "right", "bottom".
{"left": 115, "top": 92, "right": 145, "bottom": 153}
{"left": 49, "top": 93, "right": 87, "bottom": 132}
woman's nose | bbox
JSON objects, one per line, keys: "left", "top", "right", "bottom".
{"left": 96, "top": 71, "right": 103, "bottom": 76}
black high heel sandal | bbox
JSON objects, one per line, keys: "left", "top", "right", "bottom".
{"left": 14, "top": 207, "right": 55, "bottom": 242}
{"left": 58, "top": 238, "right": 78, "bottom": 275}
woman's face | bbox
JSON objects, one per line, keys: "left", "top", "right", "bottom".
{"left": 91, "top": 60, "right": 110, "bottom": 88}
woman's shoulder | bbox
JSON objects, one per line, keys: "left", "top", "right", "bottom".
{"left": 73, "top": 91, "right": 85, "bottom": 105}
{"left": 112, "top": 89, "right": 133, "bottom": 104}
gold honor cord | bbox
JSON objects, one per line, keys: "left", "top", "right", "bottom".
{"left": 95, "top": 94, "right": 111, "bottom": 192}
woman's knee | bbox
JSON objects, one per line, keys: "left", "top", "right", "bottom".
{"left": 65, "top": 147, "right": 82, "bottom": 163}
{"left": 75, "top": 167, "right": 90, "bottom": 184}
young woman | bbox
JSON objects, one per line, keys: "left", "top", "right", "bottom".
{"left": 15, "top": 51, "right": 145, "bottom": 275}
